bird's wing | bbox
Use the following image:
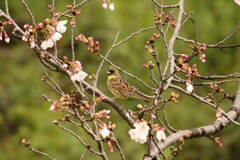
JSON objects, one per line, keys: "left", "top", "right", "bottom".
{"left": 110, "top": 77, "right": 137, "bottom": 97}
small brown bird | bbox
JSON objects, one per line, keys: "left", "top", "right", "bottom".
{"left": 107, "top": 66, "right": 152, "bottom": 103}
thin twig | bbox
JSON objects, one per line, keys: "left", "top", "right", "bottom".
{"left": 21, "top": 139, "right": 56, "bottom": 160}
{"left": 111, "top": 133, "right": 126, "bottom": 160}
{"left": 20, "top": 0, "right": 36, "bottom": 26}
{"left": 42, "top": 72, "right": 65, "bottom": 96}
{"left": 4, "top": 0, "right": 9, "bottom": 15}
{"left": 80, "top": 149, "right": 88, "bottom": 160}
{"left": 56, "top": 0, "right": 90, "bottom": 19}
{"left": 56, "top": 122, "right": 102, "bottom": 156}
{"left": 93, "top": 30, "right": 121, "bottom": 102}
{"left": 153, "top": 0, "right": 179, "bottom": 9}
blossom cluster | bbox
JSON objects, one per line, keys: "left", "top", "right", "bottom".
{"left": 176, "top": 45, "right": 207, "bottom": 94}
{"left": 155, "top": 11, "right": 177, "bottom": 28}
{"left": 189, "top": 43, "right": 207, "bottom": 63}
{"left": 49, "top": 92, "right": 115, "bottom": 152}
{"left": 129, "top": 120, "right": 166, "bottom": 144}
{"left": 75, "top": 34, "right": 100, "bottom": 53}
{"left": 49, "top": 94, "right": 73, "bottom": 112}
{"left": 62, "top": 56, "right": 88, "bottom": 82}
{"left": 0, "top": 20, "right": 13, "bottom": 43}
{"left": 66, "top": 4, "right": 82, "bottom": 27}
{"left": 22, "top": 19, "right": 67, "bottom": 50}
{"left": 102, "top": 0, "right": 114, "bottom": 10}
{"left": 145, "top": 33, "right": 161, "bottom": 56}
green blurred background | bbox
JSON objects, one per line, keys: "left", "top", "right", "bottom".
{"left": 0, "top": 0, "right": 240, "bottom": 159}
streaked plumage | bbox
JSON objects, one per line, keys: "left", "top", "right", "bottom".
{"left": 107, "top": 66, "right": 152, "bottom": 103}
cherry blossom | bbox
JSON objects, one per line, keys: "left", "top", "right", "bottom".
{"left": 156, "top": 128, "right": 166, "bottom": 142}
{"left": 56, "top": 20, "right": 67, "bottom": 33}
{"left": 73, "top": 61, "right": 82, "bottom": 72}
{"left": 51, "top": 32, "right": 62, "bottom": 41}
{"left": 62, "top": 64, "right": 68, "bottom": 70}
{"left": 102, "top": 0, "right": 114, "bottom": 10}
{"left": 199, "top": 53, "right": 206, "bottom": 62}
{"left": 70, "top": 60, "right": 88, "bottom": 82}
{"left": 5, "top": 36, "right": 10, "bottom": 43}
{"left": 109, "top": 3, "right": 114, "bottom": 10}
{"left": 235, "top": 0, "right": 240, "bottom": 5}
{"left": 99, "top": 123, "right": 111, "bottom": 139}
{"left": 29, "top": 36, "right": 36, "bottom": 48}
{"left": 49, "top": 101, "right": 60, "bottom": 112}
{"left": 94, "top": 109, "right": 110, "bottom": 119}
{"left": 41, "top": 38, "right": 54, "bottom": 50}
{"left": 186, "top": 81, "right": 194, "bottom": 94}
{"left": 102, "top": 0, "right": 108, "bottom": 9}
{"left": 70, "top": 71, "right": 88, "bottom": 82}
{"left": 129, "top": 121, "right": 150, "bottom": 144}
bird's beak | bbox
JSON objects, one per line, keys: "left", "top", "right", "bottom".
{"left": 107, "top": 70, "right": 111, "bottom": 75}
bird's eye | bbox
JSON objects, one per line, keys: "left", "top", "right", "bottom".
{"left": 107, "top": 69, "right": 114, "bottom": 75}
{"left": 109, "top": 69, "right": 115, "bottom": 74}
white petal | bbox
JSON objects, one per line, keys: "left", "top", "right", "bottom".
{"left": 102, "top": 3, "right": 108, "bottom": 9}
{"left": 57, "top": 20, "right": 67, "bottom": 33}
{"left": 51, "top": 32, "right": 62, "bottom": 41}
{"left": 99, "top": 127, "right": 111, "bottom": 138}
{"left": 109, "top": 3, "right": 114, "bottom": 10}
{"left": 41, "top": 39, "right": 54, "bottom": 50}
{"left": 156, "top": 130, "right": 166, "bottom": 142}
{"left": 71, "top": 71, "right": 88, "bottom": 82}
{"left": 186, "top": 84, "right": 194, "bottom": 94}
{"left": 235, "top": 0, "right": 240, "bottom": 5}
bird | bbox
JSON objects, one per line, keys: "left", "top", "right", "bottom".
{"left": 107, "top": 66, "right": 152, "bottom": 103}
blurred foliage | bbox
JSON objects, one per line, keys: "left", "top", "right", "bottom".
{"left": 0, "top": 0, "right": 240, "bottom": 160}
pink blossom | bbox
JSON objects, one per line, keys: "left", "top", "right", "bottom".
{"left": 73, "top": 61, "right": 83, "bottom": 72}
{"left": 0, "top": 31, "right": 2, "bottom": 41}
{"left": 70, "top": 71, "right": 88, "bottom": 82}
{"left": 214, "top": 137, "right": 223, "bottom": 147}
{"left": 56, "top": 20, "right": 67, "bottom": 33}
{"left": 7, "top": 20, "right": 13, "bottom": 25}
{"left": 51, "top": 32, "right": 62, "bottom": 41}
{"left": 41, "top": 38, "right": 54, "bottom": 50}
{"left": 137, "top": 104, "right": 143, "bottom": 109}
{"left": 199, "top": 53, "right": 206, "bottom": 62}
{"left": 99, "top": 123, "right": 111, "bottom": 138}
{"left": 186, "top": 81, "right": 194, "bottom": 94}
{"left": 181, "top": 54, "right": 189, "bottom": 61}
{"left": 22, "top": 32, "right": 30, "bottom": 42}
{"left": 235, "top": 0, "right": 240, "bottom": 5}
{"left": 156, "top": 128, "right": 166, "bottom": 142}
{"left": 75, "top": 34, "right": 88, "bottom": 43}
{"left": 75, "top": 9, "right": 81, "bottom": 15}
{"left": 71, "top": 18, "right": 76, "bottom": 28}
{"left": 36, "top": 23, "right": 44, "bottom": 30}
{"left": 102, "top": 0, "right": 108, "bottom": 9}
{"left": 109, "top": 3, "right": 114, "bottom": 10}
{"left": 175, "top": 66, "right": 181, "bottom": 72}
{"left": 62, "top": 64, "right": 68, "bottom": 70}
{"left": 49, "top": 101, "right": 59, "bottom": 112}
{"left": 107, "top": 141, "right": 113, "bottom": 152}
{"left": 3, "top": 31, "right": 10, "bottom": 43}
{"left": 23, "top": 23, "right": 30, "bottom": 29}
{"left": 129, "top": 121, "right": 150, "bottom": 144}
{"left": 5, "top": 37, "right": 10, "bottom": 43}
{"left": 216, "top": 110, "right": 222, "bottom": 119}
{"left": 200, "top": 43, "right": 207, "bottom": 51}
{"left": 148, "top": 113, "right": 156, "bottom": 119}
{"left": 29, "top": 36, "right": 36, "bottom": 48}
{"left": 95, "top": 109, "right": 111, "bottom": 119}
